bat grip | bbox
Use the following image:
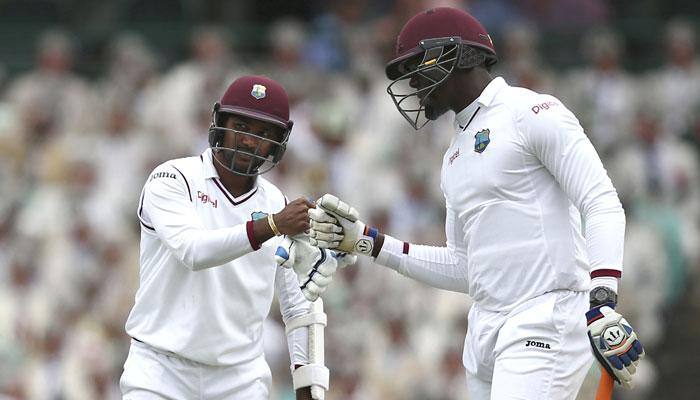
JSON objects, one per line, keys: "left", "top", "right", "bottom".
{"left": 595, "top": 369, "right": 615, "bottom": 400}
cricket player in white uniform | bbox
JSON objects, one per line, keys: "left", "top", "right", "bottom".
{"left": 307, "top": 8, "right": 645, "bottom": 400}
{"left": 121, "top": 75, "right": 347, "bottom": 400}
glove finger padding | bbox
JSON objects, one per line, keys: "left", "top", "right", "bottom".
{"left": 302, "top": 287, "right": 319, "bottom": 302}
{"left": 310, "top": 219, "right": 343, "bottom": 233}
{"left": 316, "top": 194, "right": 359, "bottom": 222}
{"left": 310, "top": 230, "right": 344, "bottom": 243}
{"left": 309, "top": 208, "right": 344, "bottom": 249}
{"left": 315, "top": 258, "right": 338, "bottom": 276}
{"left": 586, "top": 304, "right": 645, "bottom": 389}
{"left": 302, "top": 280, "right": 327, "bottom": 302}
{"left": 310, "top": 273, "right": 334, "bottom": 287}
{"left": 313, "top": 194, "right": 375, "bottom": 255}
{"left": 308, "top": 207, "right": 338, "bottom": 224}
{"left": 280, "top": 237, "right": 343, "bottom": 301}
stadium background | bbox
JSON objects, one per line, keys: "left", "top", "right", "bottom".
{"left": 0, "top": 0, "right": 698, "bottom": 399}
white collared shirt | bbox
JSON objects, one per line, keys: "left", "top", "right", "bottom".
{"left": 377, "top": 77, "right": 625, "bottom": 312}
{"left": 126, "top": 148, "right": 309, "bottom": 367}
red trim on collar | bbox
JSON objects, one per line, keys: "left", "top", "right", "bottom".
{"left": 212, "top": 179, "right": 258, "bottom": 206}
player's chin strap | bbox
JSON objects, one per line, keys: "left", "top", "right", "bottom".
{"left": 285, "top": 299, "right": 329, "bottom": 400}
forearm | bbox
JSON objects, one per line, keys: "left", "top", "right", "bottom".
{"left": 159, "top": 222, "right": 263, "bottom": 271}
{"left": 372, "top": 234, "right": 469, "bottom": 293}
{"left": 584, "top": 193, "right": 625, "bottom": 292}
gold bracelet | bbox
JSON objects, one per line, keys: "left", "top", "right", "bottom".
{"left": 268, "top": 213, "right": 282, "bottom": 236}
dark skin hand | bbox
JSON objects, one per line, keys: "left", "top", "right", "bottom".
{"left": 253, "top": 197, "right": 315, "bottom": 244}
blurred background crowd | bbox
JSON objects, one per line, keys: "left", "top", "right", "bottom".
{"left": 0, "top": 0, "right": 699, "bottom": 399}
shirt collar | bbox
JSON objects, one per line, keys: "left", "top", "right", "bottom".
{"left": 454, "top": 77, "right": 508, "bottom": 130}
{"left": 454, "top": 97, "right": 480, "bottom": 130}
{"left": 201, "top": 148, "right": 219, "bottom": 179}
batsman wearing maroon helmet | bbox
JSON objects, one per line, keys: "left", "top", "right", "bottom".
{"left": 309, "top": 8, "right": 644, "bottom": 399}
{"left": 120, "top": 76, "right": 351, "bottom": 400}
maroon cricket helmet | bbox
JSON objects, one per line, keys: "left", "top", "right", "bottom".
{"left": 384, "top": 8, "right": 498, "bottom": 130}
{"left": 217, "top": 75, "right": 292, "bottom": 130}
{"left": 208, "top": 75, "right": 293, "bottom": 176}
{"left": 386, "top": 7, "right": 497, "bottom": 80}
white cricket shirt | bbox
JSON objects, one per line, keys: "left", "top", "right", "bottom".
{"left": 376, "top": 77, "right": 625, "bottom": 312}
{"left": 126, "top": 148, "right": 309, "bottom": 367}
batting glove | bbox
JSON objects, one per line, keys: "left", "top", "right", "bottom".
{"left": 275, "top": 235, "right": 356, "bottom": 301}
{"left": 308, "top": 194, "right": 379, "bottom": 256}
{"left": 586, "top": 303, "right": 645, "bottom": 389}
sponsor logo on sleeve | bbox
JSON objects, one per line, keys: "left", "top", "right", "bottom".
{"left": 531, "top": 101, "right": 559, "bottom": 114}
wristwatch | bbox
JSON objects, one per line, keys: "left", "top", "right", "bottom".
{"left": 589, "top": 286, "right": 618, "bottom": 308}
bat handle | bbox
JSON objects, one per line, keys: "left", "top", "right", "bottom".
{"left": 595, "top": 369, "right": 615, "bottom": 400}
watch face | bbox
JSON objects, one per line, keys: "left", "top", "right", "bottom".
{"left": 594, "top": 289, "right": 609, "bottom": 301}
{"left": 591, "top": 287, "right": 616, "bottom": 304}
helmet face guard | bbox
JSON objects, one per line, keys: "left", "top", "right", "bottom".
{"left": 386, "top": 37, "right": 495, "bottom": 130}
{"left": 387, "top": 37, "right": 462, "bottom": 130}
{"left": 208, "top": 104, "right": 292, "bottom": 176}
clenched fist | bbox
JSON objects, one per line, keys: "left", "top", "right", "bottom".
{"left": 274, "top": 197, "right": 315, "bottom": 235}
{"left": 252, "top": 198, "right": 315, "bottom": 245}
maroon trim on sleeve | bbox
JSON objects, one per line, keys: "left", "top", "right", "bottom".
{"left": 403, "top": 242, "right": 410, "bottom": 254}
{"left": 590, "top": 269, "right": 622, "bottom": 278}
{"left": 246, "top": 220, "right": 261, "bottom": 250}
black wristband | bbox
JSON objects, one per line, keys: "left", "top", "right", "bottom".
{"left": 589, "top": 286, "right": 618, "bottom": 308}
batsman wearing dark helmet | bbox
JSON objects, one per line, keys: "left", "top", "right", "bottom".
{"left": 121, "top": 76, "right": 353, "bottom": 400}
{"left": 309, "top": 8, "right": 644, "bottom": 399}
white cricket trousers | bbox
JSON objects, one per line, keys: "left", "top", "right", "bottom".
{"left": 463, "top": 290, "right": 594, "bottom": 400}
{"left": 120, "top": 339, "right": 272, "bottom": 399}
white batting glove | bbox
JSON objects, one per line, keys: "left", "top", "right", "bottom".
{"left": 309, "top": 194, "right": 378, "bottom": 256}
{"left": 275, "top": 235, "right": 356, "bottom": 301}
{"left": 586, "top": 304, "right": 645, "bottom": 389}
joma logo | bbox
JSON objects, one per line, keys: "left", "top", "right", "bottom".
{"left": 150, "top": 172, "right": 176, "bottom": 181}
{"left": 525, "top": 340, "right": 551, "bottom": 349}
